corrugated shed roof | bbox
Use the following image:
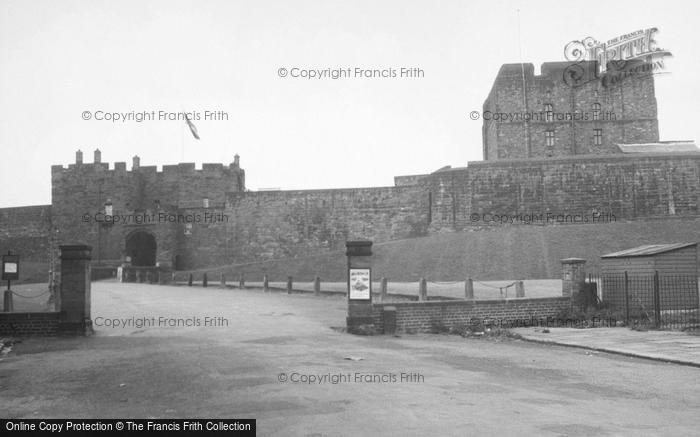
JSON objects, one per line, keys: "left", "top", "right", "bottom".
{"left": 601, "top": 242, "right": 697, "bottom": 258}
{"left": 617, "top": 141, "right": 699, "bottom": 154}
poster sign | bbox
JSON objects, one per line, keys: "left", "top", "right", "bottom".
{"left": 349, "top": 268, "right": 371, "bottom": 300}
{"left": 2, "top": 254, "right": 19, "bottom": 281}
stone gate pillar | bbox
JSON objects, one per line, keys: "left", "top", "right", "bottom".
{"left": 58, "top": 245, "right": 93, "bottom": 335}
{"left": 346, "top": 241, "right": 374, "bottom": 334}
{"left": 561, "top": 258, "right": 586, "bottom": 298}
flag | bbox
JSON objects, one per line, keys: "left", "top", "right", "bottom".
{"left": 183, "top": 112, "right": 200, "bottom": 140}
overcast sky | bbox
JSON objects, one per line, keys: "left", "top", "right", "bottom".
{"left": 1, "top": 0, "right": 698, "bottom": 207}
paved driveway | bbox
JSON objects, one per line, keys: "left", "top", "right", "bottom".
{"left": 2, "top": 282, "right": 700, "bottom": 436}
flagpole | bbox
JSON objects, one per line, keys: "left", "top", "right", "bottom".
{"left": 516, "top": 9, "right": 530, "bottom": 158}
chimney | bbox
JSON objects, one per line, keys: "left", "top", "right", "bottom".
{"left": 233, "top": 154, "right": 240, "bottom": 168}
{"left": 94, "top": 148, "right": 101, "bottom": 163}
{"left": 76, "top": 149, "right": 83, "bottom": 164}
{"left": 132, "top": 155, "right": 140, "bottom": 170}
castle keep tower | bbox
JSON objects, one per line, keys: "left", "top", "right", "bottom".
{"left": 482, "top": 60, "right": 660, "bottom": 160}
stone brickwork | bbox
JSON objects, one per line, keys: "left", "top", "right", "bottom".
{"left": 394, "top": 174, "right": 427, "bottom": 186}
{"left": 56, "top": 245, "right": 93, "bottom": 335}
{"left": 0, "top": 312, "right": 60, "bottom": 336}
{"left": 48, "top": 152, "right": 245, "bottom": 270}
{"left": 178, "top": 185, "right": 429, "bottom": 269}
{"left": 0, "top": 205, "right": 52, "bottom": 261}
{"left": 0, "top": 205, "right": 53, "bottom": 282}
{"left": 483, "top": 61, "right": 659, "bottom": 160}
{"left": 2, "top": 151, "right": 700, "bottom": 276}
{"left": 424, "top": 153, "right": 700, "bottom": 231}
{"left": 371, "top": 297, "right": 571, "bottom": 333}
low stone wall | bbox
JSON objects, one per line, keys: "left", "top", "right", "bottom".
{"left": 371, "top": 297, "right": 571, "bottom": 333}
{"left": 119, "top": 266, "right": 165, "bottom": 284}
{"left": 91, "top": 266, "right": 117, "bottom": 281}
{"left": 0, "top": 312, "right": 60, "bottom": 336}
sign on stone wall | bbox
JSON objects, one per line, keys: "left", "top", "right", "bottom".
{"left": 2, "top": 253, "right": 19, "bottom": 281}
{"left": 346, "top": 241, "right": 374, "bottom": 334}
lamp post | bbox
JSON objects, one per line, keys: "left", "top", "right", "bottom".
{"left": 97, "top": 197, "right": 112, "bottom": 265}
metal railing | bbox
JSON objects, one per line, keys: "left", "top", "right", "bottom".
{"left": 600, "top": 271, "right": 699, "bottom": 330}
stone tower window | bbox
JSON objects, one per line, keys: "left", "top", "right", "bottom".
{"left": 592, "top": 103, "right": 601, "bottom": 120}
{"left": 545, "top": 130, "right": 555, "bottom": 157}
{"left": 544, "top": 104, "right": 554, "bottom": 122}
{"left": 545, "top": 130, "right": 555, "bottom": 147}
{"left": 593, "top": 128, "right": 603, "bottom": 146}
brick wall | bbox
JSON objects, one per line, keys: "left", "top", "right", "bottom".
{"left": 371, "top": 297, "right": 571, "bottom": 333}
{"left": 0, "top": 312, "right": 60, "bottom": 336}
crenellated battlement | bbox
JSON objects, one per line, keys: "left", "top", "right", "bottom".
{"left": 51, "top": 150, "right": 246, "bottom": 222}
{"left": 52, "top": 151, "right": 244, "bottom": 178}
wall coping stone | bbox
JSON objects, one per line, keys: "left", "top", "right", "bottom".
{"left": 372, "top": 296, "right": 569, "bottom": 309}
{"left": 464, "top": 152, "right": 700, "bottom": 169}
{"left": 0, "top": 312, "right": 60, "bottom": 320}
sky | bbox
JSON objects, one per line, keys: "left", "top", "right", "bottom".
{"left": 0, "top": 0, "right": 698, "bottom": 207}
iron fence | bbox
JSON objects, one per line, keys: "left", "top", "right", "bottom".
{"left": 599, "top": 271, "right": 699, "bottom": 331}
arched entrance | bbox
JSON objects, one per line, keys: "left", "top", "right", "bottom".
{"left": 125, "top": 231, "right": 157, "bottom": 266}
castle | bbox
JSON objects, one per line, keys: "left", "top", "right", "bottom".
{"left": 1, "top": 60, "right": 698, "bottom": 281}
{"left": 482, "top": 60, "right": 660, "bottom": 159}
{"left": 51, "top": 150, "right": 245, "bottom": 272}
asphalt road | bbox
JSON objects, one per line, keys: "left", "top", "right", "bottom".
{"left": 2, "top": 282, "right": 700, "bottom": 436}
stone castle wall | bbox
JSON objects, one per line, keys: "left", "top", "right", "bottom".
{"left": 178, "top": 185, "right": 429, "bottom": 269}
{"left": 2, "top": 152, "right": 699, "bottom": 276}
{"left": 424, "top": 153, "right": 700, "bottom": 232}
{"left": 172, "top": 152, "right": 700, "bottom": 271}
{"left": 0, "top": 205, "right": 52, "bottom": 260}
